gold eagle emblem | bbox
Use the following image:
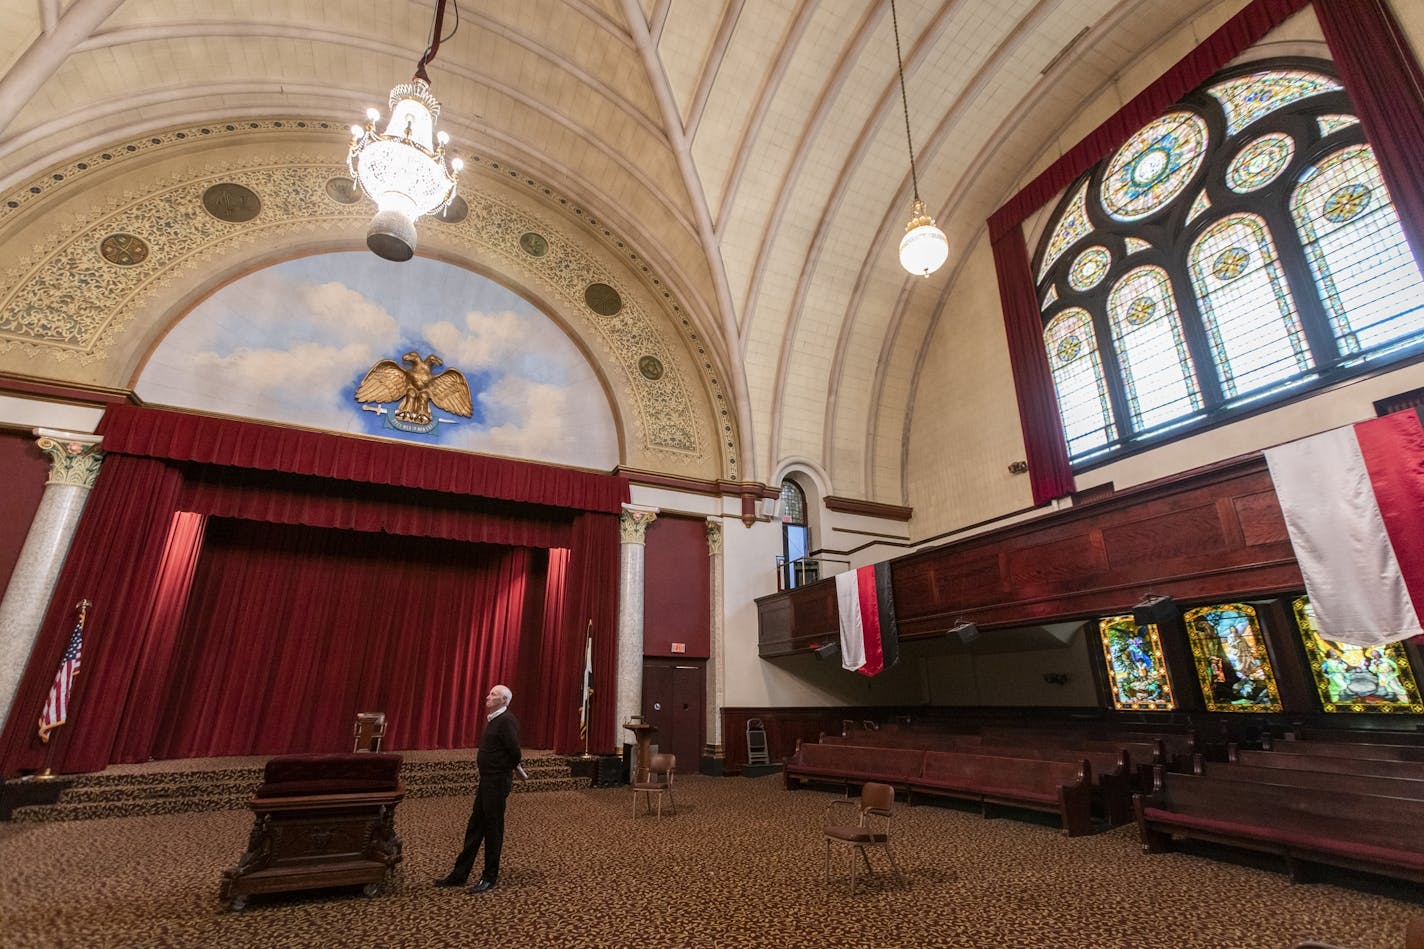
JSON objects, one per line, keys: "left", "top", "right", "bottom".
{"left": 355, "top": 351, "right": 473, "bottom": 427}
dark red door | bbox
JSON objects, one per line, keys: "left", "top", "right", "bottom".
{"left": 641, "top": 659, "right": 705, "bottom": 770}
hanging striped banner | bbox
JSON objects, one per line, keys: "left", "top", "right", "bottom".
{"left": 835, "top": 563, "right": 900, "bottom": 677}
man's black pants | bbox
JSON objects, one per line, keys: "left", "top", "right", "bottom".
{"left": 450, "top": 772, "right": 513, "bottom": 883}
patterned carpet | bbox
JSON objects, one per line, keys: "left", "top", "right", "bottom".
{"left": 0, "top": 772, "right": 1418, "bottom": 948}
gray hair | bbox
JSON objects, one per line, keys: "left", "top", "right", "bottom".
{"left": 492, "top": 685, "right": 512, "bottom": 706}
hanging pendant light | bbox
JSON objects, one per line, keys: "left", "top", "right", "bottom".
{"left": 890, "top": 0, "right": 948, "bottom": 277}
{"left": 348, "top": 0, "right": 464, "bottom": 261}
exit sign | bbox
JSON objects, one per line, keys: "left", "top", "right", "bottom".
{"left": 671, "top": 642, "right": 686, "bottom": 654}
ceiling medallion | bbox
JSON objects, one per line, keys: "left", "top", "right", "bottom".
{"left": 519, "top": 232, "right": 548, "bottom": 257}
{"left": 638, "top": 356, "right": 664, "bottom": 380}
{"left": 324, "top": 177, "right": 363, "bottom": 204}
{"left": 584, "top": 283, "right": 622, "bottom": 316}
{"left": 201, "top": 183, "right": 261, "bottom": 223}
{"left": 99, "top": 233, "right": 149, "bottom": 266}
{"left": 436, "top": 195, "right": 469, "bottom": 224}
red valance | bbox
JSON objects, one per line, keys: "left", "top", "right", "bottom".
{"left": 99, "top": 405, "right": 629, "bottom": 514}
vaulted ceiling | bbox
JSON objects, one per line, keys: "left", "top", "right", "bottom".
{"left": 0, "top": 0, "right": 1239, "bottom": 499}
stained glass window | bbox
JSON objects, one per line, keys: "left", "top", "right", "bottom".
{"left": 1190, "top": 214, "right": 1309, "bottom": 399}
{"left": 1035, "top": 60, "right": 1424, "bottom": 465}
{"left": 1098, "top": 614, "right": 1176, "bottom": 711}
{"left": 1044, "top": 308, "right": 1113, "bottom": 456}
{"left": 1294, "top": 596, "right": 1423, "bottom": 713}
{"left": 1206, "top": 69, "right": 1341, "bottom": 134}
{"left": 1227, "top": 133, "right": 1294, "bottom": 193}
{"left": 1038, "top": 181, "right": 1092, "bottom": 282}
{"left": 1291, "top": 145, "right": 1424, "bottom": 356}
{"left": 1184, "top": 603, "right": 1282, "bottom": 712}
{"left": 1101, "top": 112, "right": 1209, "bottom": 221}
{"left": 1107, "top": 267, "right": 1201, "bottom": 430}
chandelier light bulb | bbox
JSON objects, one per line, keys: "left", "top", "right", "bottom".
{"left": 451, "top": 158, "right": 464, "bottom": 173}
{"left": 366, "top": 108, "right": 380, "bottom": 123}
{"left": 437, "top": 130, "right": 450, "bottom": 146}
{"left": 350, "top": 124, "right": 364, "bottom": 140}
{"left": 899, "top": 197, "right": 949, "bottom": 277}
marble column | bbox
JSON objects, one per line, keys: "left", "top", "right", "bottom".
{"left": 0, "top": 430, "right": 104, "bottom": 734}
{"left": 616, "top": 506, "right": 657, "bottom": 767}
{"left": 704, "top": 519, "right": 724, "bottom": 762}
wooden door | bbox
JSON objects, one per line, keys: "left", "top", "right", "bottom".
{"left": 641, "top": 659, "right": 705, "bottom": 770}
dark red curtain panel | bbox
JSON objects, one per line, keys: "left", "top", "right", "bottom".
{"left": 1314, "top": 0, "right": 1424, "bottom": 260}
{"left": 547, "top": 512, "right": 620, "bottom": 754}
{"left": 993, "top": 226, "right": 1076, "bottom": 505}
{"left": 144, "top": 520, "right": 544, "bottom": 758}
{"left": 987, "top": 0, "right": 1313, "bottom": 501}
{"left": 99, "top": 405, "right": 629, "bottom": 513}
{"left": 0, "top": 455, "right": 187, "bottom": 775}
{"left": 180, "top": 465, "right": 572, "bottom": 549}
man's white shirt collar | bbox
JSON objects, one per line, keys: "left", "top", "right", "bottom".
{"left": 487, "top": 706, "right": 507, "bottom": 722}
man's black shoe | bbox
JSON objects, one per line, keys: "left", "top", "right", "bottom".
{"left": 466, "top": 879, "right": 496, "bottom": 894}
{"left": 433, "top": 876, "right": 464, "bottom": 888}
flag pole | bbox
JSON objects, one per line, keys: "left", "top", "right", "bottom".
{"left": 579, "top": 618, "right": 595, "bottom": 759}
{"left": 39, "top": 598, "right": 91, "bottom": 779}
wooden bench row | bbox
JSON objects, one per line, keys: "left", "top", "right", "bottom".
{"left": 1134, "top": 746, "right": 1424, "bottom": 885}
{"left": 783, "top": 740, "right": 1096, "bottom": 836}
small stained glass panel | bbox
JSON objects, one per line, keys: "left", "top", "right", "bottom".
{"left": 1099, "top": 614, "right": 1176, "bottom": 711}
{"left": 1038, "top": 181, "right": 1093, "bottom": 283}
{"left": 1108, "top": 266, "right": 1201, "bottom": 431}
{"left": 1102, "top": 112, "right": 1209, "bottom": 222}
{"left": 1184, "top": 603, "right": 1283, "bottom": 712}
{"left": 780, "top": 479, "right": 806, "bottom": 526}
{"left": 1124, "top": 237, "right": 1152, "bottom": 256}
{"left": 1316, "top": 114, "right": 1359, "bottom": 137}
{"left": 1068, "top": 246, "right": 1112, "bottom": 291}
{"left": 1206, "top": 69, "right": 1342, "bottom": 134}
{"left": 1292, "top": 145, "right": 1424, "bottom": 356}
{"left": 1185, "top": 191, "right": 1211, "bottom": 226}
{"left": 1041, "top": 285, "right": 1059, "bottom": 309}
{"left": 1044, "top": 308, "right": 1114, "bottom": 457}
{"left": 1294, "top": 596, "right": 1423, "bottom": 713}
{"left": 1227, "top": 133, "right": 1294, "bottom": 193}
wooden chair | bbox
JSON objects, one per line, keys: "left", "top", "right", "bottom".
{"left": 823, "top": 781, "right": 903, "bottom": 894}
{"left": 353, "top": 712, "right": 386, "bottom": 752}
{"left": 631, "top": 753, "right": 676, "bottom": 817}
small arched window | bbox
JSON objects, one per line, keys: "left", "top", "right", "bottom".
{"left": 1034, "top": 61, "right": 1424, "bottom": 465}
{"left": 779, "top": 479, "right": 817, "bottom": 590}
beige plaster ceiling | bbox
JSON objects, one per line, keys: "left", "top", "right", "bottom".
{"left": 0, "top": 0, "right": 1245, "bottom": 497}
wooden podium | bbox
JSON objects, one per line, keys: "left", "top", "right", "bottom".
{"left": 622, "top": 718, "right": 658, "bottom": 784}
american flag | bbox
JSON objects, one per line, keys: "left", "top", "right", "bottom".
{"left": 37, "top": 605, "right": 87, "bottom": 743}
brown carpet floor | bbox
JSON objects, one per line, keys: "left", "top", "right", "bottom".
{"left": 0, "top": 773, "right": 1417, "bottom": 948}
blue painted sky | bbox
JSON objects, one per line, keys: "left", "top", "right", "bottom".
{"left": 137, "top": 253, "right": 619, "bottom": 468}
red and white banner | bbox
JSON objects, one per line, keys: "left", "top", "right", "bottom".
{"left": 1264, "top": 410, "right": 1424, "bottom": 646}
{"left": 835, "top": 563, "right": 899, "bottom": 677}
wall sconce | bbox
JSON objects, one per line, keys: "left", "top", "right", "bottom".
{"left": 1043, "top": 672, "right": 1071, "bottom": 686}
{"left": 1007, "top": 460, "right": 1028, "bottom": 475}
{"left": 948, "top": 620, "right": 980, "bottom": 644}
{"left": 1133, "top": 594, "right": 1177, "bottom": 628}
{"left": 814, "top": 641, "right": 841, "bottom": 661}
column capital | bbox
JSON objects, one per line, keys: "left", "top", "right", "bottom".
{"left": 33, "top": 430, "right": 103, "bottom": 489}
{"left": 705, "top": 519, "right": 722, "bottom": 555}
{"left": 619, "top": 506, "right": 658, "bottom": 545}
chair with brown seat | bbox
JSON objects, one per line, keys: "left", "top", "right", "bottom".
{"left": 823, "top": 781, "right": 903, "bottom": 894}
{"left": 632, "top": 753, "right": 677, "bottom": 817}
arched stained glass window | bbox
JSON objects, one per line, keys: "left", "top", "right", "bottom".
{"left": 1107, "top": 266, "right": 1200, "bottom": 430}
{"left": 1291, "top": 145, "right": 1424, "bottom": 355}
{"left": 1190, "top": 213, "right": 1309, "bottom": 398}
{"left": 1206, "top": 69, "right": 1341, "bottom": 134}
{"left": 1044, "top": 308, "right": 1113, "bottom": 456}
{"left": 1035, "top": 60, "right": 1424, "bottom": 466}
{"left": 1293, "top": 596, "right": 1423, "bottom": 713}
{"left": 1184, "top": 603, "right": 1282, "bottom": 712}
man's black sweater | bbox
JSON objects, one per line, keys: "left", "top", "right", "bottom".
{"left": 477, "top": 711, "right": 521, "bottom": 776}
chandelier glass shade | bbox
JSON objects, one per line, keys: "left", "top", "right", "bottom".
{"left": 349, "top": 79, "right": 463, "bottom": 261}
{"left": 900, "top": 197, "right": 949, "bottom": 277}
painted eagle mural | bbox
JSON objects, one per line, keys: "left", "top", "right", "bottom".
{"left": 355, "top": 351, "right": 473, "bottom": 427}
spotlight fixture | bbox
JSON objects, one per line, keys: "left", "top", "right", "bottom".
{"left": 348, "top": 0, "right": 464, "bottom": 261}
{"left": 890, "top": 0, "right": 948, "bottom": 277}
{"left": 948, "top": 620, "right": 980, "bottom": 644}
{"left": 814, "top": 641, "right": 841, "bottom": 661}
{"left": 1132, "top": 594, "right": 1177, "bottom": 628}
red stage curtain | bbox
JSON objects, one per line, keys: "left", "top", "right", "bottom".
{"left": 545, "top": 512, "right": 621, "bottom": 754}
{"left": 146, "top": 520, "right": 546, "bottom": 758}
{"left": 100, "top": 405, "right": 629, "bottom": 513}
{"left": 1314, "top": 0, "right": 1424, "bottom": 260}
{"left": 987, "top": 0, "right": 1315, "bottom": 501}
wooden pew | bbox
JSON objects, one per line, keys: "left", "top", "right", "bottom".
{"left": 1134, "top": 769, "right": 1424, "bottom": 884}
{"left": 1230, "top": 745, "right": 1424, "bottom": 781}
{"left": 782, "top": 741, "right": 925, "bottom": 793}
{"left": 1194, "top": 756, "right": 1424, "bottom": 801}
{"left": 912, "top": 751, "right": 1095, "bottom": 837}
{"left": 1265, "top": 735, "right": 1424, "bottom": 762}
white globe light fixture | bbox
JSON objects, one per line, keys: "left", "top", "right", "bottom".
{"left": 348, "top": 0, "right": 462, "bottom": 262}
{"left": 890, "top": 0, "right": 947, "bottom": 278}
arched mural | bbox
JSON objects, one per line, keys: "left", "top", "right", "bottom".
{"left": 137, "top": 253, "right": 619, "bottom": 469}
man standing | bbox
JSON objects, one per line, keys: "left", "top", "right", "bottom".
{"left": 435, "top": 684, "right": 523, "bottom": 894}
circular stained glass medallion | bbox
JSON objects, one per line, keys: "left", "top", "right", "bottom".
{"left": 1212, "top": 246, "right": 1250, "bottom": 280}
{"left": 1323, "top": 183, "right": 1372, "bottom": 223}
{"left": 1055, "top": 335, "right": 1082, "bottom": 364}
{"left": 1101, "top": 111, "right": 1209, "bottom": 221}
{"left": 1227, "top": 133, "right": 1294, "bottom": 193}
{"left": 1126, "top": 297, "right": 1156, "bottom": 325}
{"left": 1068, "top": 246, "right": 1111, "bottom": 291}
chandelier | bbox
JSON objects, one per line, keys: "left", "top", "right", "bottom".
{"left": 890, "top": 0, "right": 948, "bottom": 277}
{"left": 348, "top": 0, "right": 463, "bottom": 261}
